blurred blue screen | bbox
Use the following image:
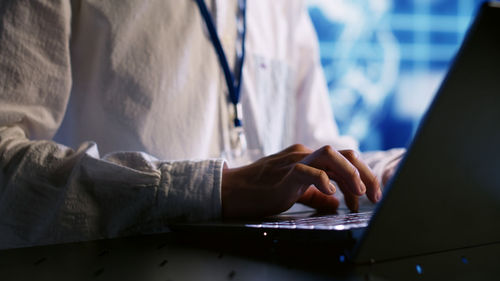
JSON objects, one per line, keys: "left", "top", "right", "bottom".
{"left": 307, "top": 0, "right": 486, "bottom": 151}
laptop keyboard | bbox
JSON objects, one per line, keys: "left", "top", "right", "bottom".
{"left": 246, "top": 211, "right": 373, "bottom": 230}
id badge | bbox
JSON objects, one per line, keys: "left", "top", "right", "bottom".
{"left": 230, "top": 125, "right": 247, "bottom": 159}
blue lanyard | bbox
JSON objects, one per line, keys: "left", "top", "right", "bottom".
{"left": 194, "top": 0, "right": 247, "bottom": 127}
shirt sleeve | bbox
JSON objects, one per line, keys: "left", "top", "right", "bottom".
{"left": 290, "top": 1, "right": 406, "bottom": 185}
{"left": 0, "top": 0, "right": 222, "bottom": 249}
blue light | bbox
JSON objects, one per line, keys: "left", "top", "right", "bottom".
{"left": 339, "top": 255, "right": 346, "bottom": 263}
{"left": 416, "top": 264, "right": 423, "bottom": 275}
{"left": 461, "top": 256, "right": 469, "bottom": 264}
{"left": 308, "top": 0, "right": 484, "bottom": 151}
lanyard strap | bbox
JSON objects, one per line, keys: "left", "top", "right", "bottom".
{"left": 194, "top": 0, "right": 247, "bottom": 127}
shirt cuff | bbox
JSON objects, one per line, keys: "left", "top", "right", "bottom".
{"left": 158, "top": 159, "right": 225, "bottom": 222}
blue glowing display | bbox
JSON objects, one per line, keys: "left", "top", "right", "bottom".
{"left": 308, "top": 0, "right": 486, "bottom": 150}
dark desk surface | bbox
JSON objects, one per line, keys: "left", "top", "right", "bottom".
{"left": 1, "top": 230, "right": 500, "bottom": 281}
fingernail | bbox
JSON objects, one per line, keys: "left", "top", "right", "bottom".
{"left": 358, "top": 182, "right": 366, "bottom": 194}
{"left": 329, "top": 183, "right": 336, "bottom": 193}
{"left": 375, "top": 189, "right": 382, "bottom": 202}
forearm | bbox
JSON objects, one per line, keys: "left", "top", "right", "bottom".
{"left": 0, "top": 125, "right": 224, "bottom": 249}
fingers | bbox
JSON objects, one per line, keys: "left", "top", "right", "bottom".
{"left": 288, "top": 163, "right": 335, "bottom": 195}
{"left": 302, "top": 146, "right": 366, "bottom": 197}
{"left": 341, "top": 186, "right": 359, "bottom": 212}
{"left": 276, "top": 144, "right": 381, "bottom": 213}
{"left": 330, "top": 178, "right": 359, "bottom": 211}
{"left": 297, "top": 187, "right": 340, "bottom": 212}
{"left": 339, "top": 150, "right": 381, "bottom": 203}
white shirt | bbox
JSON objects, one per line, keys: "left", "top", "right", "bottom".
{"left": 0, "top": 0, "right": 403, "bottom": 249}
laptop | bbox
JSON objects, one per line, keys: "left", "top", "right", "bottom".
{"left": 172, "top": 2, "right": 500, "bottom": 264}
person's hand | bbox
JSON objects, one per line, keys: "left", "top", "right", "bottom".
{"left": 221, "top": 144, "right": 381, "bottom": 218}
{"left": 381, "top": 157, "right": 403, "bottom": 186}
